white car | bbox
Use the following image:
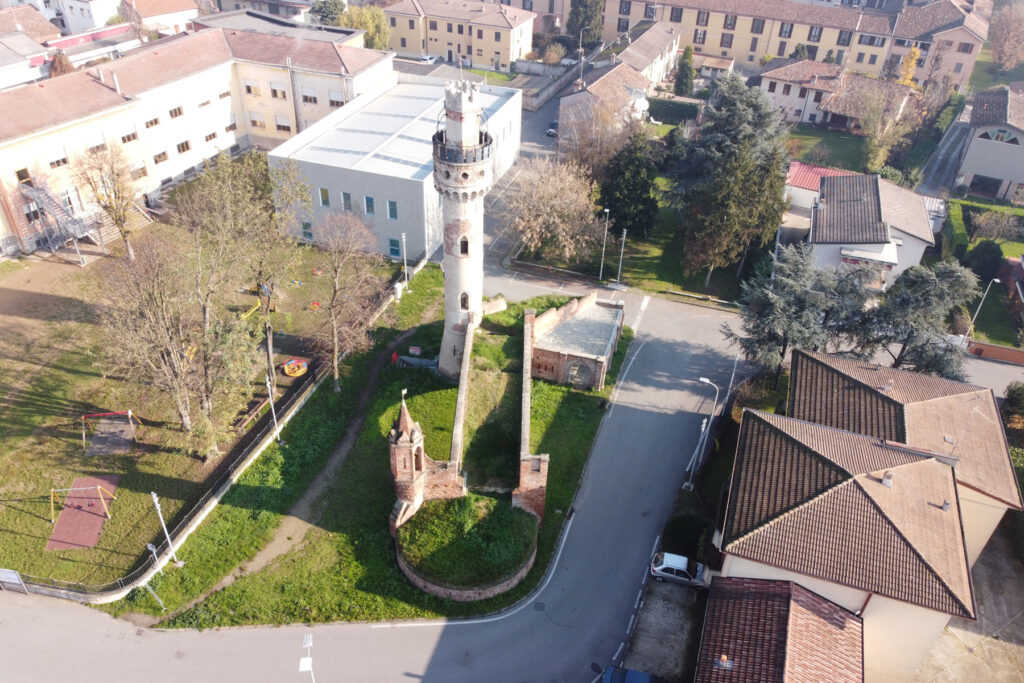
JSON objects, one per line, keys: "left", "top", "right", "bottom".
{"left": 650, "top": 552, "right": 706, "bottom": 587}
{"left": 420, "top": 55, "right": 439, "bottom": 64}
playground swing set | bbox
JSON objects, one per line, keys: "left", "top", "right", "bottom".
{"left": 49, "top": 485, "right": 117, "bottom": 524}
{"left": 80, "top": 410, "right": 141, "bottom": 452}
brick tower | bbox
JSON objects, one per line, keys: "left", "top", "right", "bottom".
{"left": 433, "top": 80, "right": 494, "bottom": 379}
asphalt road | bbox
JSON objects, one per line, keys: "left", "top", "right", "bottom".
{"left": 0, "top": 265, "right": 744, "bottom": 682}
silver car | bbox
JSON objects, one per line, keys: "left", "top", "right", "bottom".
{"left": 650, "top": 552, "right": 706, "bottom": 587}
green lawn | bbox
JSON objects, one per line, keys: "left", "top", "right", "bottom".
{"left": 396, "top": 494, "right": 537, "bottom": 588}
{"left": 969, "top": 287, "right": 1018, "bottom": 347}
{"left": 788, "top": 125, "right": 866, "bottom": 172}
{"left": 467, "top": 68, "right": 516, "bottom": 84}
{"left": 159, "top": 297, "right": 631, "bottom": 626}
{"left": 647, "top": 122, "right": 675, "bottom": 138}
{"left": 969, "top": 45, "right": 1024, "bottom": 93}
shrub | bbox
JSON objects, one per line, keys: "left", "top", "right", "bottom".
{"left": 950, "top": 305, "right": 970, "bottom": 335}
{"left": 542, "top": 44, "right": 565, "bottom": 66}
{"left": 1006, "top": 382, "right": 1024, "bottom": 418}
{"left": 879, "top": 165, "right": 906, "bottom": 185}
{"left": 934, "top": 94, "right": 966, "bottom": 135}
{"left": 647, "top": 97, "right": 699, "bottom": 124}
{"left": 943, "top": 203, "right": 969, "bottom": 260}
{"left": 966, "top": 239, "right": 1004, "bottom": 281}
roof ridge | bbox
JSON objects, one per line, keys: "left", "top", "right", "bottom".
{"left": 796, "top": 350, "right": 909, "bottom": 410}
{"left": 851, "top": 474, "right": 974, "bottom": 618}
{"left": 748, "top": 410, "right": 864, "bottom": 476}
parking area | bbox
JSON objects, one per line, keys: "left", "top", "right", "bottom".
{"left": 622, "top": 579, "right": 705, "bottom": 682}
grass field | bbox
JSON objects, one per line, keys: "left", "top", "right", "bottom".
{"left": 467, "top": 68, "right": 517, "bottom": 84}
{"left": 788, "top": 125, "right": 866, "bottom": 172}
{"left": 160, "top": 297, "right": 633, "bottom": 626}
{"left": 969, "top": 46, "right": 1024, "bottom": 93}
{"left": 969, "top": 287, "right": 1018, "bottom": 347}
{"left": 0, "top": 222, "right": 398, "bottom": 588}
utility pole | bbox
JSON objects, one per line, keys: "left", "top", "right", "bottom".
{"left": 265, "top": 374, "right": 281, "bottom": 442}
{"left": 401, "top": 231, "right": 410, "bottom": 291}
{"left": 151, "top": 492, "right": 184, "bottom": 567}
{"left": 599, "top": 208, "right": 610, "bottom": 281}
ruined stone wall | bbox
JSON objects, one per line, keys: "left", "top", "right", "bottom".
{"left": 448, "top": 322, "right": 477, "bottom": 465}
{"left": 533, "top": 291, "right": 598, "bottom": 339}
{"left": 513, "top": 308, "right": 549, "bottom": 521}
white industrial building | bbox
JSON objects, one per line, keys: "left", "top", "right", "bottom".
{"left": 270, "top": 75, "right": 521, "bottom": 261}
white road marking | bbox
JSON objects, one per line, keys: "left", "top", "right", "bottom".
{"left": 590, "top": 675, "right": 602, "bottom": 683}
{"left": 631, "top": 295, "right": 650, "bottom": 331}
{"left": 635, "top": 590, "right": 642, "bottom": 609}
{"left": 627, "top": 615, "right": 636, "bottom": 635}
{"left": 614, "top": 642, "right": 625, "bottom": 662}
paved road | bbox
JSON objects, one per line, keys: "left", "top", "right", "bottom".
{"left": 0, "top": 267, "right": 745, "bottom": 682}
{"left": 917, "top": 121, "right": 970, "bottom": 199}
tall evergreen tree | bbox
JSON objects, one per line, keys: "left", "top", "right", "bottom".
{"left": 600, "top": 132, "right": 660, "bottom": 241}
{"left": 664, "top": 74, "right": 790, "bottom": 286}
{"left": 566, "top": 0, "right": 603, "bottom": 47}
{"left": 674, "top": 46, "right": 694, "bottom": 97}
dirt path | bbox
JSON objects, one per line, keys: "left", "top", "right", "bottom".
{"left": 150, "top": 326, "right": 420, "bottom": 624}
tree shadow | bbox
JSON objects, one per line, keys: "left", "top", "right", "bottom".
{"left": 0, "top": 287, "right": 103, "bottom": 325}
{"left": 463, "top": 374, "right": 521, "bottom": 490}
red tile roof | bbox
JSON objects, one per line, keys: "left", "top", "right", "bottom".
{"left": 724, "top": 410, "right": 975, "bottom": 618}
{"left": 790, "top": 350, "right": 1023, "bottom": 510}
{"left": 0, "top": 71, "right": 131, "bottom": 143}
{"left": 761, "top": 59, "right": 844, "bottom": 92}
{"left": 130, "top": 0, "right": 200, "bottom": 19}
{"left": 695, "top": 577, "right": 863, "bottom": 683}
{"left": 0, "top": 5, "right": 60, "bottom": 43}
{"left": 786, "top": 160, "right": 855, "bottom": 193}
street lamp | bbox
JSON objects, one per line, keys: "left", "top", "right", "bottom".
{"left": 265, "top": 374, "right": 281, "bottom": 442}
{"left": 578, "top": 27, "right": 588, "bottom": 83}
{"left": 962, "top": 278, "right": 1001, "bottom": 347}
{"left": 299, "top": 633, "right": 316, "bottom": 683}
{"left": 599, "top": 208, "right": 610, "bottom": 281}
{"left": 616, "top": 228, "right": 627, "bottom": 283}
{"left": 681, "top": 377, "right": 720, "bottom": 491}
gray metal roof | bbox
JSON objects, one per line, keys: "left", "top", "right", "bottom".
{"left": 811, "top": 174, "right": 887, "bottom": 245}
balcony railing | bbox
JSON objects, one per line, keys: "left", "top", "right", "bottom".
{"left": 433, "top": 130, "right": 493, "bottom": 165}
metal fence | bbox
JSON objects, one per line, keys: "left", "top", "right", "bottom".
{"left": 21, "top": 361, "right": 324, "bottom": 597}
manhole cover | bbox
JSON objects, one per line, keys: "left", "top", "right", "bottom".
{"left": 534, "top": 602, "right": 545, "bottom": 611}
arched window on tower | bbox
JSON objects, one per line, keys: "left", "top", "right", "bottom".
{"left": 460, "top": 292, "right": 469, "bottom": 310}
{"left": 460, "top": 237, "right": 469, "bottom": 255}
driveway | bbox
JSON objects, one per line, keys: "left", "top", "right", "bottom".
{"left": 917, "top": 121, "right": 970, "bottom": 199}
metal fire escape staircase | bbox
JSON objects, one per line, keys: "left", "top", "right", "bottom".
{"left": 19, "top": 184, "right": 97, "bottom": 254}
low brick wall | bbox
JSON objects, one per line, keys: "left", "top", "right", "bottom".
{"left": 395, "top": 543, "right": 536, "bottom": 602}
{"left": 967, "top": 339, "right": 1024, "bottom": 366}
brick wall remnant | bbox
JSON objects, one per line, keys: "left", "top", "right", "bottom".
{"left": 513, "top": 308, "right": 549, "bottom": 521}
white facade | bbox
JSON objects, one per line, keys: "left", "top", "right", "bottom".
{"left": 809, "top": 227, "right": 930, "bottom": 288}
{"left": 61, "top": 0, "right": 119, "bottom": 34}
{"left": 268, "top": 75, "right": 521, "bottom": 264}
{"left": 958, "top": 122, "right": 1024, "bottom": 202}
{"left": 760, "top": 77, "right": 830, "bottom": 124}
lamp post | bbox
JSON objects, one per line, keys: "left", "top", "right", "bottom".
{"left": 401, "top": 231, "right": 409, "bottom": 291}
{"left": 298, "top": 633, "right": 316, "bottom": 683}
{"left": 151, "top": 492, "right": 183, "bottom": 566}
{"left": 681, "top": 376, "right": 720, "bottom": 490}
{"left": 265, "top": 374, "right": 281, "bottom": 442}
{"left": 962, "top": 278, "right": 1001, "bottom": 347}
{"left": 616, "top": 228, "right": 627, "bottom": 283}
{"left": 599, "top": 208, "right": 610, "bottom": 281}
{"left": 578, "top": 28, "right": 588, "bottom": 83}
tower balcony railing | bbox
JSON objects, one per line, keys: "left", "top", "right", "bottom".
{"left": 433, "top": 130, "right": 494, "bottom": 165}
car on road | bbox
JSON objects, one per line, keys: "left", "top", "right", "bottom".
{"left": 650, "top": 552, "right": 706, "bottom": 587}
{"left": 545, "top": 120, "right": 559, "bottom": 137}
{"left": 420, "top": 55, "right": 439, "bottom": 64}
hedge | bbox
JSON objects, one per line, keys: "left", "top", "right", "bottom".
{"left": 647, "top": 97, "right": 699, "bottom": 124}
{"left": 949, "top": 198, "right": 1024, "bottom": 218}
{"left": 944, "top": 203, "right": 969, "bottom": 260}
{"left": 934, "top": 94, "right": 966, "bottom": 135}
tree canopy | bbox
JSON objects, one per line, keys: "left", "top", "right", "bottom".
{"left": 663, "top": 74, "right": 789, "bottom": 285}
{"left": 990, "top": 2, "right": 1024, "bottom": 72}
{"left": 310, "top": 0, "right": 346, "bottom": 25}
{"left": 566, "top": 0, "right": 603, "bottom": 47}
{"left": 338, "top": 6, "right": 389, "bottom": 50}
{"left": 600, "top": 131, "right": 659, "bottom": 240}
{"left": 674, "top": 46, "right": 694, "bottom": 97}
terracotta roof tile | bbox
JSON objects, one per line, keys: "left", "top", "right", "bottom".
{"left": 971, "top": 85, "right": 1024, "bottom": 131}
{"left": 617, "top": 22, "right": 681, "bottom": 74}
{"left": 95, "top": 30, "right": 233, "bottom": 96}
{"left": 0, "top": 5, "right": 60, "bottom": 43}
{"left": 0, "top": 71, "right": 131, "bottom": 142}
{"left": 131, "top": 0, "right": 201, "bottom": 19}
{"left": 695, "top": 577, "right": 863, "bottom": 683}
{"left": 790, "top": 351, "right": 1023, "bottom": 510}
{"left": 394, "top": 398, "right": 418, "bottom": 439}
{"left": 223, "top": 28, "right": 386, "bottom": 74}
{"left": 761, "top": 59, "right": 844, "bottom": 92}
{"left": 820, "top": 73, "right": 917, "bottom": 121}
{"left": 786, "top": 160, "right": 855, "bottom": 193}
{"left": 724, "top": 410, "right": 975, "bottom": 618}
{"left": 893, "top": 0, "right": 987, "bottom": 41}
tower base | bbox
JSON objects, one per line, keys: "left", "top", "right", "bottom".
{"left": 438, "top": 325, "right": 467, "bottom": 380}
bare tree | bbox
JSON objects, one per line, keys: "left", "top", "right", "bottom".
{"left": 74, "top": 143, "right": 139, "bottom": 260}
{"left": 313, "top": 213, "right": 383, "bottom": 392}
{"left": 101, "top": 236, "right": 195, "bottom": 432}
{"left": 990, "top": 2, "right": 1024, "bottom": 72}
{"left": 496, "top": 156, "right": 602, "bottom": 262}
{"left": 859, "top": 96, "right": 915, "bottom": 172}
{"left": 558, "top": 99, "right": 636, "bottom": 181}
{"left": 119, "top": 0, "right": 145, "bottom": 41}
{"left": 972, "top": 211, "right": 1022, "bottom": 241}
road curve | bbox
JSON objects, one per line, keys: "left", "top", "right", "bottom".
{"left": 1, "top": 276, "right": 743, "bottom": 683}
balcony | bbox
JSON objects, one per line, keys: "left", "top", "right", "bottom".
{"left": 432, "top": 130, "right": 493, "bottom": 165}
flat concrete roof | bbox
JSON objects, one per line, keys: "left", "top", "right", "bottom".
{"left": 282, "top": 81, "right": 513, "bottom": 182}
{"left": 536, "top": 303, "right": 622, "bottom": 359}
{"left": 193, "top": 10, "right": 360, "bottom": 43}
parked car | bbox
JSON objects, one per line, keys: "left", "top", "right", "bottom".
{"left": 545, "top": 120, "right": 559, "bottom": 137}
{"left": 420, "top": 55, "right": 438, "bottom": 64}
{"left": 650, "top": 552, "right": 706, "bottom": 587}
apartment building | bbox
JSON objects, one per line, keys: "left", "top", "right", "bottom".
{"left": 602, "top": 0, "right": 985, "bottom": 91}
{"left": 494, "top": 0, "right": 570, "bottom": 34}
{"left": 384, "top": 0, "right": 535, "bottom": 72}
{"left": 0, "top": 27, "right": 393, "bottom": 256}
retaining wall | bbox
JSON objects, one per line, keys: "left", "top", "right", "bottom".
{"left": 395, "top": 543, "right": 536, "bottom": 602}
{"left": 967, "top": 339, "right": 1024, "bottom": 366}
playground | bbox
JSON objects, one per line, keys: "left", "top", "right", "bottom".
{"left": 0, "top": 224, "right": 396, "bottom": 587}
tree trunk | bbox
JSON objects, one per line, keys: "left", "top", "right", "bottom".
{"left": 174, "top": 391, "right": 192, "bottom": 433}
{"left": 124, "top": 235, "right": 135, "bottom": 262}
{"left": 332, "top": 320, "right": 341, "bottom": 393}
{"left": 704, "top": 265, "right": 715, "bottom": 289}
{"left": 736, "top": 248, "right": 749, "bottom": 278}
{"left": 265, "top": 321, "right": 276, "bottom": 393}
{"left": 892, "top": 341, "right": 909, "bottom": 369}
{"left": 773, "top": 341, "right": 789, "bottom": 389}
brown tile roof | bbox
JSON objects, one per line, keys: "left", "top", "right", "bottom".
{"left": 787, "top": 160, "right": 855, "bottom": 192}
{"left": 0, "top": 5, "right": 60, "bottom": 43}
{"left": 394, "top": 398, "right": 418, "bottom": 438}
{"left": 385, "top": 0, "right": 535, "bottom": 28}
{"left": 650, "top": 0, "right": 893, "bottom": 34}
{"left": 223, "top": 29, "right": 387, "bottom": 75}
{"left": 617, "top": 21, "right": 681, "bottom": 74}
{"left": 971, "top": 85, "right": 1024, "bottom": 131}
{"left": 695, "top": 577, "right": 864, "bottom": 683}
{"left": 820, "top": 73, "right": 916, "bottom": 120}
{"left": 131, "top": 0, "right": 201, "bottom": 19}
{"left": 812, "top": 173, "right": 887, "bottom": 244}
{"left": 893, "top": 0, "right": 988, "bottom": 41}
{"left": 761, "top": 59, "right": 843, "bottom": 92}
{"left": 790, "top": 350, "right": 1023, "bottom": 510}
{"left": 724, "top": 410, "right": 975, "bottom": 618}
{"left": 586, "top": 61, "right": 650, "bottom": 110}
{"left": 96, "top": 30, "right": 233, "bottom": 96}
{"left": 0, "top": 71, "right": 131, "bottom": 143}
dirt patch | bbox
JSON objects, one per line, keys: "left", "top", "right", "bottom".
{"left": 624, "top": 580, "right": 704, "bottom": 682}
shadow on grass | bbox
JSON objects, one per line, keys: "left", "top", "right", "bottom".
{"left": 463, "top": 374, "right": 521, "bottom": 489}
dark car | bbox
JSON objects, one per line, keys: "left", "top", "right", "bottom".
{"left": 603, "top": 666, "right": 666, "bottom": 683}
{"left": 545, "top": 120, "right": 559, "bottom": 137}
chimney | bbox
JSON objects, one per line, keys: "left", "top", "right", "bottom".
{"left": 112, "top": 73, "right": 121, "bottom": 94}
{"left": 714, "top": 654, "right": 734, "bottom": 670}
{"left": 881, "top": 471, "right": 894, "bottom": 488}
{"left": 98, "top": 69, "right": 105, "bottom": 84}
{"left": 941, "top": 499, "right": 951, "bottom": 512}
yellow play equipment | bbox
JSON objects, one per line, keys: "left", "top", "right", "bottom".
{"left": 50, "top": 486, "right": 117, "bottom": 524}
{"left": 282, "top": 358, "right": 308, "bottom": 377}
